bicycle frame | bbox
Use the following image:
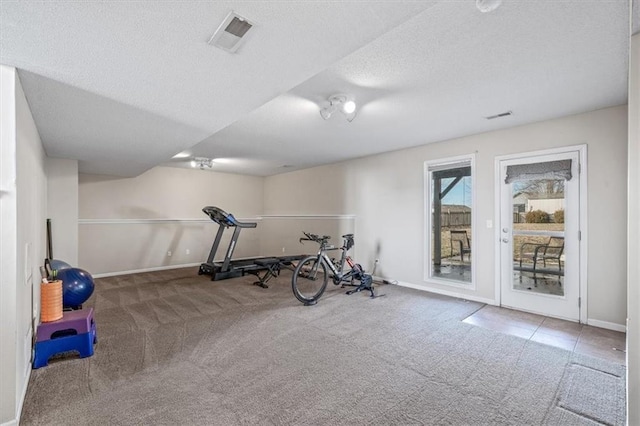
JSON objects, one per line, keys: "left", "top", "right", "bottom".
{"left": 306, "top": 236, "right": 356, "bottom": 285}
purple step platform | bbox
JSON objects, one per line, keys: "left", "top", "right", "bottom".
{"left": 37, "top": 307, "right": 95, "bottom": 342}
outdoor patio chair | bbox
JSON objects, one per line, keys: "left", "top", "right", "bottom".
{"left": 450, "top": 230, "right": 471, "bottom": 262}
{"left": 519, "top": 236, "right": 564, "bottom": 274}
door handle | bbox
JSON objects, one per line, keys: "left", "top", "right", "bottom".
{"left": 502, "top": 238, "right": 509, "bottom": 243}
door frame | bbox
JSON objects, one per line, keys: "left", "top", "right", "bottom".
{"left": 494, "top": 145, "right": 588, "bottom": 323}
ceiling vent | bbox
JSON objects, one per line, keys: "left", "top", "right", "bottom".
{"left": 485, "top": 111, "right": 513, "bottom": 120}
{"left": 208, "top": 11, "right": 253, "bottom": 53}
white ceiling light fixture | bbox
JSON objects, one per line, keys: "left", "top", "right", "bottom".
{"left": 208, "top": 11, "right": 254, "bottom": 53}
{"left": 319, "top": 94, "right": 358, "bottom": 122}
{"left": 172, "top": 151, "right": 191, "bottom": 159}
{"left": 190, "top": 157, "right": 214, "bottom": 170}
{"left": 476, "top": 0, "right": 502, "bottom": 13}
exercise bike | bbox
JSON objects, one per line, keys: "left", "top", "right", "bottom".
{"left": 291, "top": 232, "right": 382, "bottom": 305}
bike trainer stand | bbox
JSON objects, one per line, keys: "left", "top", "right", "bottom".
{"left": 344, "top": 274, "right": 385, "bottom": 298}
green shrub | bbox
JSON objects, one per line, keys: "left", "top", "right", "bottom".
{"left": 553, "top": 209, "right": 565, "bottom": 224}
{"left": 525, "top": 209, "right": 549, "bottom": 223}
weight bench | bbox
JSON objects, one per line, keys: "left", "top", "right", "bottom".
{"left": 249, "top": 255, "right": 305, "bottom": 288}
{"left": 251, "top": 258, "right": 281, "bottom": 288}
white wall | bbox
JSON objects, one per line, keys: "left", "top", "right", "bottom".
{"left": 78, "top": 166, "right": 264, "bottom": 275}
{"left": 264, "top": 106, "right": 628, "bottom": 326}
{"left": 0, "top": 66, "right": 47, "bottom": 426}
{"left": 627, "top": 31, "right": 640, "bottom": 426}
{"left": 77, "top": 165, "right": 357, "bottom": 274}
{"left": 0, "top": 64, "right": 19, "bottom": 426}
{"left": 15, "top": 69, "right": 47, "bottom": 424}
{"left": 46, "top": 158, "right": 78, "bottom": 265}
{"left": 259, "top": 216, "right": 355, "bottom": 258}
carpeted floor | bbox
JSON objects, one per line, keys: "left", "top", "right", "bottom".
{"left": 21, "top": 267, "right": 626, "bottom": 425}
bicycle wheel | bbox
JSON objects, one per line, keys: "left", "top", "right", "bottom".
{"left": 292, "top": 256, "right": 329, "bottom": 304}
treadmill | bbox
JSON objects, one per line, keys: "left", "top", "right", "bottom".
{"left": 198, "top": 206, "right": 262, "bottom": 280}
{"left": 198, "top": 206, "right": 303, "bottom": 283}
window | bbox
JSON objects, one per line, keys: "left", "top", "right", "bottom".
{"left": 425, "top": 155, "right": 474, "bottom": 286}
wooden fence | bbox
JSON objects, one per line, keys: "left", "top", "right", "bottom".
{"left": 440, "top": 211, "right": 471, "bottom": 227}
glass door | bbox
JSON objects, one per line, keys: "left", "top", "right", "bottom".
{"left": 499, "top": 151, "right": 580, "bottom": 321}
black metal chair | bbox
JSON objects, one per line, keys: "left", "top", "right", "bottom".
{"left": 519, "top": 236, "right": 564, "bottom": 274}
{"left": 450, "top": 230, "right": 471, "bottom": 262}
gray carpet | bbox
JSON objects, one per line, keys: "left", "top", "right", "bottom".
{"left": 21, "top": 267, "right": 626, "bottom": 425}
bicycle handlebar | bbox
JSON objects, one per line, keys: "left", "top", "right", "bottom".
{"left": 299, "top": 232, "right": 331, "bottom": 245}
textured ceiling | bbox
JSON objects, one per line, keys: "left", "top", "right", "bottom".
{"left": 0, "top": 1, "right": 631, "bottom": 177}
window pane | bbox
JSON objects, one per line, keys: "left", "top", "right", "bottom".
{"left": 512, "top": 178, "right": 565, "bottom": 295}
{"left": 429, "top": 164, "right": 472, "bottom": 284}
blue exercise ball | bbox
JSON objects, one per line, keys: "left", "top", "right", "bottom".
{"left": 57, "top": 267, "right": 95, "bottom": 308}
{"left": 50, "top": 259, "right": 71, "bottom": 271}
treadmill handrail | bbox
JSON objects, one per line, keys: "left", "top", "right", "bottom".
{"left": 202, "top": 206, "right": 257, "bottom": 228}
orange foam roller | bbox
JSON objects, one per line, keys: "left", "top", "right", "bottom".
{"left": 40, "top": 280, "right": 63, "bottom": 322}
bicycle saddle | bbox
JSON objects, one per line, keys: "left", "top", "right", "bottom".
{"left": 342, "top": 234, "right": 355, "bottom": 250}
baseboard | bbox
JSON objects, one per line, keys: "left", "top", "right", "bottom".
{"left": 93, "top": 262, "right": 201, "bottom": 278}
{"left": 586, "top": 318, "right": 627, "bottom": 333}
{"left": 391, "top": 279, "right": 496, "bottom": 305}
{"left": 0, "top": 419, "right": 17, "bottom": 426}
